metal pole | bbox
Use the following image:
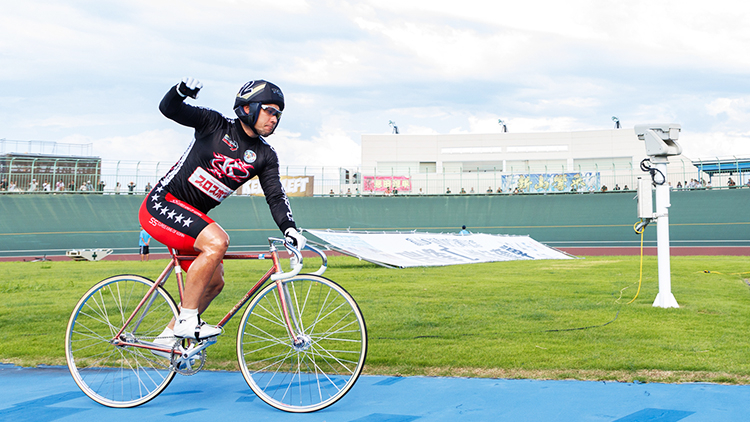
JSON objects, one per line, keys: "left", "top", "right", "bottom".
{"left": 652, "top": 158, "right": 679, "bottom": 308}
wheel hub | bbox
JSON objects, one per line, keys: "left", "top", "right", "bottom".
{"left": 292, "top": 334, "right": 312, "bottom": 351}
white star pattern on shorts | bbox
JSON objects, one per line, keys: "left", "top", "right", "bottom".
{"left": 167, "top": 210, "right": 176, "bottom": 220}
{"left": 156, "top": 186, "right": 164, "bottom": 193}
{"left": 160, "top": 206, "right": 169, "bottom": 216}
{"left": 151, "top": 193, "right": 160, "bottom": 202}
{"left": 175, "top": 214, "right": 185, "bottom": 224}
{"left": 183, "top": 217, "right": 193, "bottom": 227}
{"left": 152, "top": 201, "right": 162, "bottom": 211}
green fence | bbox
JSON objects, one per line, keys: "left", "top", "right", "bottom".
{"left": 0, "top": 189, "right": 748, "bottom": 257}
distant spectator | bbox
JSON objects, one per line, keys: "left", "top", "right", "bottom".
{"left": 418, "top": 188, "right": 423, "bottom": 195}
{"left": 28, "top": 179, "right": 38, "bottom": 192}
{"left": 329, "top": 189, "right": 335, "bottom": 197}
{"left": 486, "top": 186, "right": 493, "bottom": 193}
{"left": 67, "top": 180, "right": 75, "bottom": 191}
{"left": 80, "top": 183, "right": 88, "bottom": 192}
{"left": 460, "top": 188, "right": 466, "bottom": 194}
{"left": 86, "top": 180, "right": 93, "bottom": 191}
{"left": 623, "top": 185, "right": 629, "bottom": 191}
{"left": 139, "top": 226, "right": 151, "bottom": 262}
{"left": 346, "top": 188, "right": 352, "bottom": 197}
{"left": 496, "top": 187, "right": 503, "bottom": 193}
{"left": 469, "top": 187, "right": 475, "bottom": 194}
{"left": 700, "top": 179, "right": 706, "bottom": 188}
{"left": 98, "top": 180, "right": 106, "bottom": 192}
{"left": 144, "top": 182, "right": 152, "bottom": 193}
{"left": 676, "top": 181, "right": 682, "bottom": 189}
{"left": 115, "top": 182, "right": 121, "bottom": 195}
{"left": 614, "top": 184, "right": 621, "bottom": 191}
{"left": 42, "top": 180, "right": 51, "bottom": 192}
{"left": 0, "top": 177, "right": 7, "bottom": 191}
{"left": 127, "top": 181, "right": 136, "bottom": 195}
{"left": 601, "top": 185, "right": 608, "bottom": 192}
{"left": 459, "top": 225, "right": 471, "bottom": 235}
{"left": 385, "top": 187, "right": 392, "bottom": 196}
{"left": 8, "top": 181, "right": 18, "bottom": 192}
{"left": 706, "top": 180, "right": 712, "bottom": 189}
{"left": 55, "top": 180, "right": 64, "bottom": 191}
{"left": 513, "top": 187, "right": 520, "bottom": 194}
{"left": 746, "top": 180, "right": 750, "bottom": 188}
{"left": 446, "top": 187, "right": 451, "bottom": 194}
{"left": 728, "top": 177, "right": 736, "bottom": 188}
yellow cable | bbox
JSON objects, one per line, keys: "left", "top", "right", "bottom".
{"left": 627, "top": 221, "right": 645, "bottom": 304}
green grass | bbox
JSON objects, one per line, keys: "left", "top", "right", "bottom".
{"left": 2, "top": 255, "right": 750, "bottom": 383}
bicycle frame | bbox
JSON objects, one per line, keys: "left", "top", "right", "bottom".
{"left": 111, "top": 238, "right": 326, "bottom": 356}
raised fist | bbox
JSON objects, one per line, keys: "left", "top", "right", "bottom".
{"left": 177, "top": 77, "right": 202, "bottom": 99}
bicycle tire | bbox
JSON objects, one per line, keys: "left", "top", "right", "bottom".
{"left": 65, "top": 274, "right": 179, "bottom": 408}
{"left": 236, "top": 274, "right": 367, "bottom": 412}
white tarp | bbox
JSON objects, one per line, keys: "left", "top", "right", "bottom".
{"left": 306, "top": 230, "right": 573, "bottom": 268}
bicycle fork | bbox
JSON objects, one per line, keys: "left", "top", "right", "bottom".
{"left": 276, "top": 280, "right": 311, "bottom": 351}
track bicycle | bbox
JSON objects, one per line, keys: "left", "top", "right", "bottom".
{"left": 64, "top": 238, "right": 367, "bottom": 412}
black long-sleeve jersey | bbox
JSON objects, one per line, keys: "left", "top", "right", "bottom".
{"left": 157, "top": 85, "right": 296, "bottom": 233}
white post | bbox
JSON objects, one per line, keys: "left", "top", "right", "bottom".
{"left": 652, "top": 159, "right": 679, "bottom": 308}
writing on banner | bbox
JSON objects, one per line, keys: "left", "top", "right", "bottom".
{"left": 242, "top": 175, "right": 315, "bottom": 197}
{"left": 363, "top": 176, "right": 411, "bottom": 193}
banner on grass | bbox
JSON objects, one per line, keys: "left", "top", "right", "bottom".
{"left": 306, "top": 230, "right": 573, "bottom": 268}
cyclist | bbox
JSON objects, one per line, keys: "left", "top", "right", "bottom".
{"left": 140, "top": 77, "right": 306, "bottom": 343}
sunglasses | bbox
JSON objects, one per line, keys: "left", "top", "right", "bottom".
{"left": 260, "top": 104, "right": 282, "bottom": 118}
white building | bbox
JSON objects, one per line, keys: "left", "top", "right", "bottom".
{"left": 359, "top": 128, "right": 697, "bottom": 195}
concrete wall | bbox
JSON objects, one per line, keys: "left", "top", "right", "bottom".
{"left": 0, "top": 189, "right": 748, "bottom": 257}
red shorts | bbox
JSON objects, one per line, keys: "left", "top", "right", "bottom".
{"left": 139, "top": 186, "right": 214, "bottom": 271}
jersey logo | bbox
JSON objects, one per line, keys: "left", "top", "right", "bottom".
{"left": 189, "top": 167, "right": 233, "bottom": 202}
{"left": 244, "top": 149, "right": 257, "bottom": 164}
{"left": 222, "top": 134, "right": 238, "bottom": 151}
{"left": 209, "top": 152, "right": 254, "bottom": 183}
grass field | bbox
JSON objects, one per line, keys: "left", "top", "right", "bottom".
{"left": 1, "top": 254, "right": 750, "bottom": 384}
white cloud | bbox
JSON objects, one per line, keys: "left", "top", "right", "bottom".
{"left": 2, "top": 0, "right": 750, "bottom": 167}
{"left": 85, "top": 129, "right": 189, "bottom": 164}
{"left": 271, "top": 127, "right": 361, "bottom": 168}
{"left": 679, "top": 130, "right": 750, "bottom": 160}
{"left": 707, "top": 98, "right": 750, "bottom": 122}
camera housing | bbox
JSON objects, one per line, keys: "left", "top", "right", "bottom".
{"left": 635, "top": 123, "right": 682, "bottom": 157}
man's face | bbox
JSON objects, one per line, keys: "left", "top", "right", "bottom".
{"left": 244, "top": 104, "right": 280, "bottom": 137}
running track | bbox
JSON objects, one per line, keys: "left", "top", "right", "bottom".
{"left": 2, "top": 364, "right": 748, "bottom": 421}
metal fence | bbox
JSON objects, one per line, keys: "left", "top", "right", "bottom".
{"left": 2, "top": 139, "right": 745, "bottom": 195}
{"left": 0, "top": 158, "right": 745, "bottom": 196}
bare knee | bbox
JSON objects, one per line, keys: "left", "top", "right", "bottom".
{"left": 196, "top": 224, "right": 230, "bottom": 260}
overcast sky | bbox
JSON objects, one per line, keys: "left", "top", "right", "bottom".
{"left": 2, "top": 0, "right": 749, "bottom": 167}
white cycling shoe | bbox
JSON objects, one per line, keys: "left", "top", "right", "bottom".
{"left": 173, "top": 315, "right": 222, "bottom": 340}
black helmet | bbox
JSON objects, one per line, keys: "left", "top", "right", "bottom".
{"left": 233, "top": 80, "right": 284, "bottom": 132}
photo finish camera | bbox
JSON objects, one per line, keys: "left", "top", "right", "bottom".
{"left": 635, "top": 123, "right": 682, "bottom": 157}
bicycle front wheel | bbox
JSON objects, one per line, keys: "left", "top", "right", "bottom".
{"left": 237, "top": 275, "right": 367, "bottom": 412}
{"left": 65, "top": 274, "right": 179, "bottom": 408}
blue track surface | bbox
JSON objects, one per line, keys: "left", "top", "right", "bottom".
{"left": 2, "top": 363, "right": 748, "bottom": 421}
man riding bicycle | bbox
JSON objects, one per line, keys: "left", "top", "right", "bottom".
{"left": 139, "top": 77, "right": 306, "bottom": 342}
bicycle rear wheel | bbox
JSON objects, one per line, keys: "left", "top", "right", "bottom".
{"left": 65, "top": 274, "right": 179, "bottom": 408}
{"left": 237, "top": 275, "right": 367, "bottom": 412}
